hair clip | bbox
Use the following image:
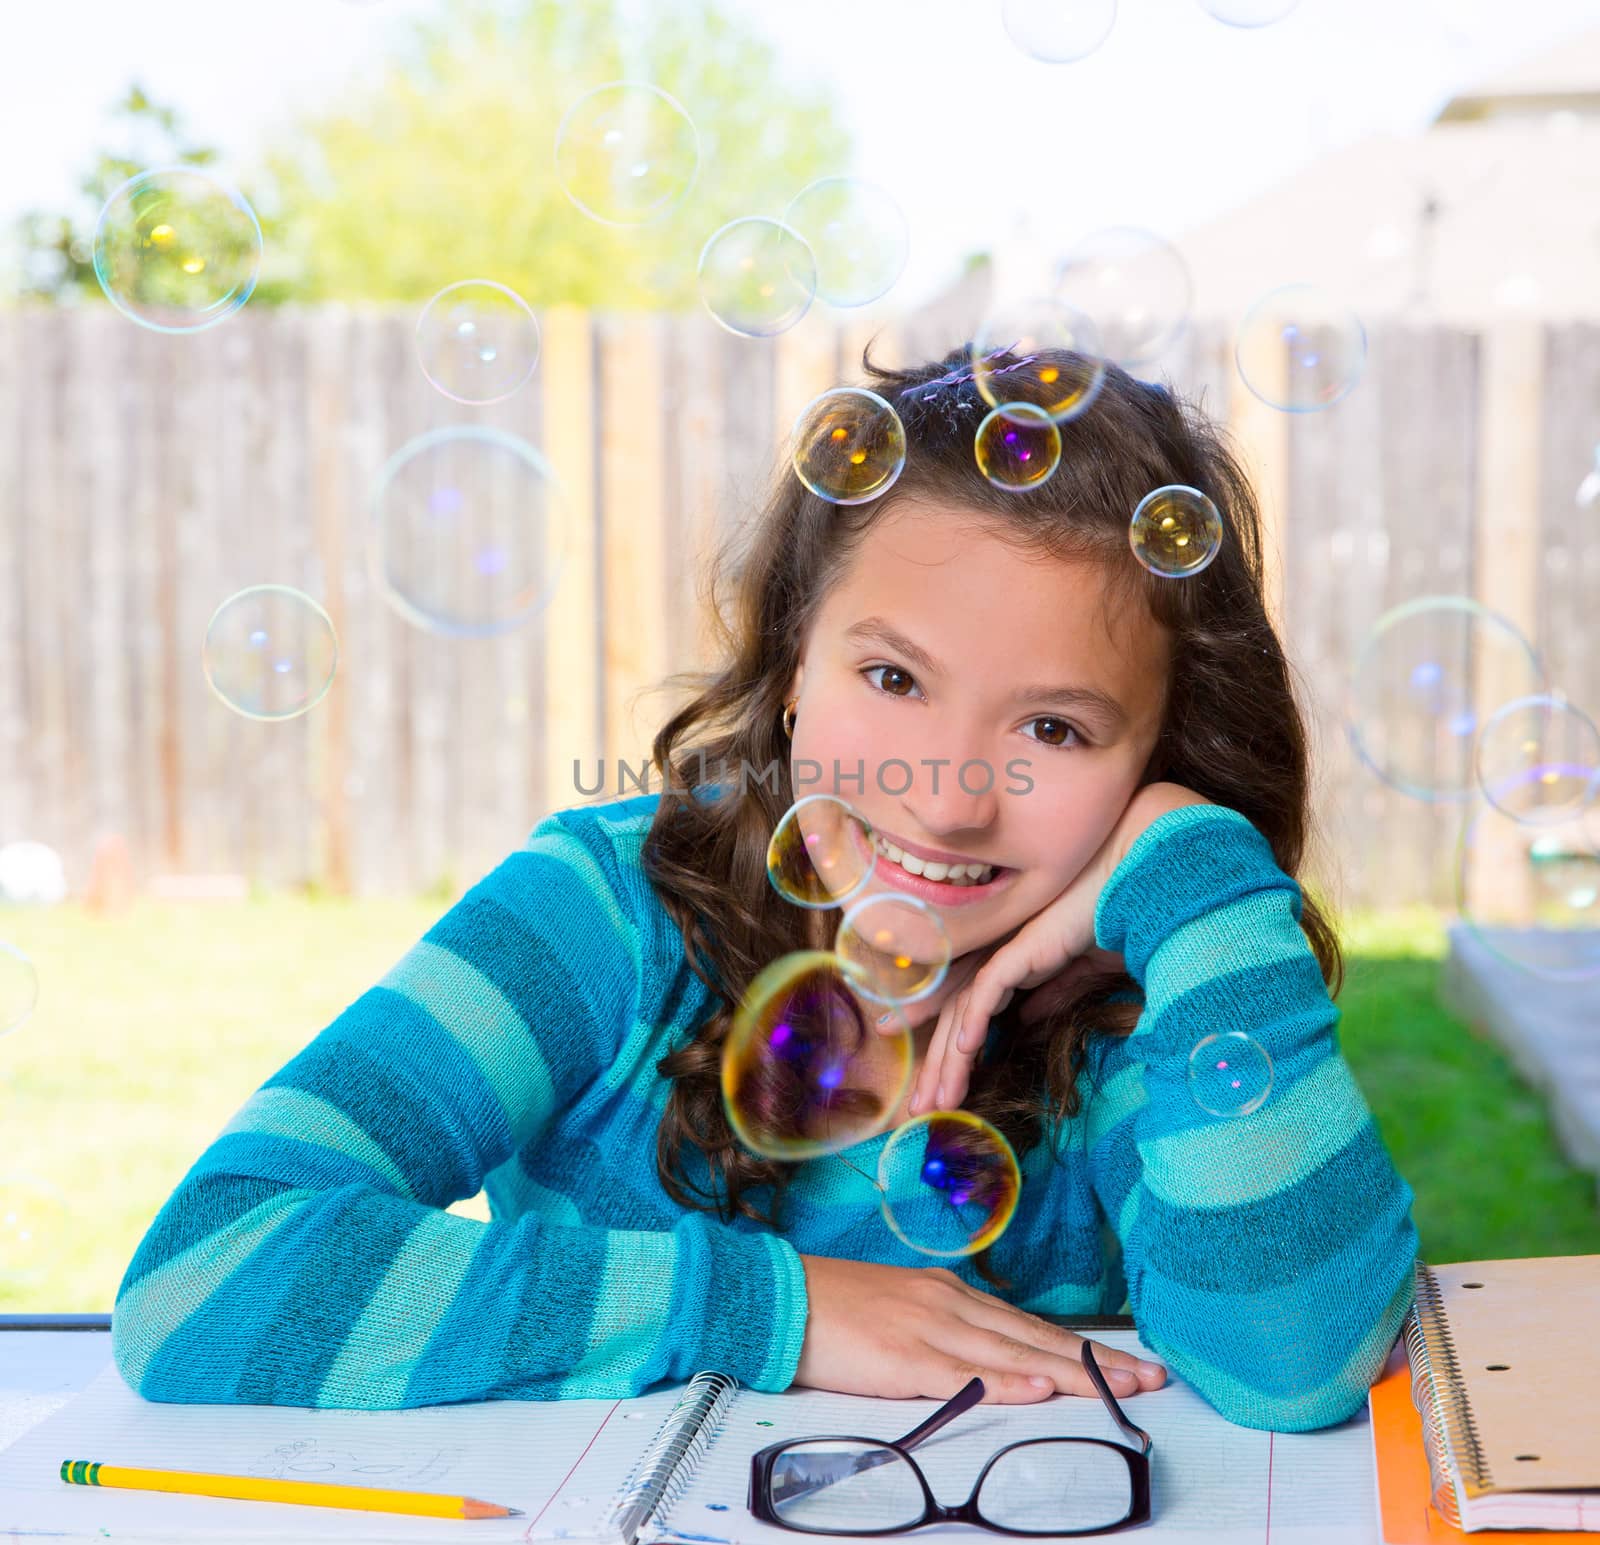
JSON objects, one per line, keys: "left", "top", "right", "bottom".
{"left": 902, "top": 347, "right": 1044, "bottom": 406}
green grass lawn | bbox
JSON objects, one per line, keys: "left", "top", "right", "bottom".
{"left": 1, "top": 898, "right": 1595, "bottom": 1312}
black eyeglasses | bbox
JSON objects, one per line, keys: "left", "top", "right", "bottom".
{"left": 748, "top": 1341, "right": 1152, "bottom": 1537}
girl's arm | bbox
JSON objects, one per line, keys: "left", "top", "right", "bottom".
{"left": 1082, "top": 803, "right": 1420, "bottom": 1431}
{"left": 109, "top": 808, "right": 807, "bottom": 1409}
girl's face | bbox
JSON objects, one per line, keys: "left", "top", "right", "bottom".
{"left": 787, "top": 497, "right": 1171, "bottom": 961}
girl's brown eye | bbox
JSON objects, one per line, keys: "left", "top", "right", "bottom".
{"left": 1031, "top": 718, "right": 1082, "bottom": 749}
{"left": 866, "top": 665, "right": 917, "bottom": 697}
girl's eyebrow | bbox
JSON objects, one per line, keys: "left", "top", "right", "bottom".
{"left": 842, "top": 616, "right": 1129, "bottom": 726}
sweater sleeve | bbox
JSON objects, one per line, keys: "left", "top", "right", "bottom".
{"left": 110, "top": 808, "right": 809, "bottom": 1409}
{"left": 1084, "top": 803, "right": 1419, "bottom": 1432}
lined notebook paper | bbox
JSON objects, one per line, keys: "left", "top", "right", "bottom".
{"left": 1404, "top": 1255, "right": 1600, "bottom": 1532}
{"left": 1, "top": 1329, "right": 1375, "bottom": 1543}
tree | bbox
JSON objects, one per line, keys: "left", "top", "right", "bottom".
{"left": 11, "top": 82, "right": 296, "bottom": 307}
{"left": 15, "top": 0, "right": 853, "bottom": 311}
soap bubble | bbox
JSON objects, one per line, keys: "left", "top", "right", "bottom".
{"left": 1456, "top": 796, "right": 1600, "bottom": 981}
{"left": 782, "top": 177, "right": 909, "bottom": 308}
{"left": 554, "top": 81, "right": 699, "bottom": 225}
{"left": 972, "top": 300, "right": 1106, "bottom": 422}
{"left": 0, "top": 1173, "right": 72, "bottom": 1295}
{"left": 878, "top": 1111, "right": 1021, "bottom": 1256}
{"left": 723, "top": 951, "right": 912, "bottom": 1159}
{"left": 698, "top": 217, "right": 817, "bottom": 337}
{"left": 370, "top": 426, "right": 568, "bottom": 637}
{"left": 1187, "top": 1031, "right": 1274, "bottom": 1117}
{"left": 834, "top": 894, "right": 952, "bottom": 1007}
{"left": 1000, "top": 0, "right": 1118, "bottom": 62}
{"left": 1195, "top": 0, "right": 1303, "bottom": 23}
{"left": 414, "top": 281, "right": 541, "bottom": 405}
{"left": 202, "top": 586, "right": 339, "bottom": 722}
{"left": 1054, "top": 226, "right": 1192, "bottom": 367}
{"left": 974, "top": 403, "right": 1061, "bottom": 492}
{"left": 1236, "top": 283, "right": 1367, "bottom": 412}
{"left": 768, "top": 796, "right": 879, "bottom": 909}
{"left": 91, "top": 165, "right": 262, "bottom": 333}
{"left": 1130, "top": 485, "right": 1223, "bottom": 578}
{"left": 791, "top": 388, "right": 906, "bottom": 505}
{"left": 1, "top": 941, "right": 39, "bottom": 1039}
{"left": 1475, "top": 694, "right": 1600, "bottom": 824}
{"left": 1348, "top": 597, "right": 1544, "bottom": 802}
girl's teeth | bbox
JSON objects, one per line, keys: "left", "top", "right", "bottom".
{"left": 872, "top": 836, "right": 995, "bottom": 886}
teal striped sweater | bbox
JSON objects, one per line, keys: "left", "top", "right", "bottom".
{"left": 111, "top": 792, "right": 1419, "bottom": 1431}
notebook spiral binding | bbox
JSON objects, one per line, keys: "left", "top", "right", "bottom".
{"left": 602, "top": 1370, "right": 741, "bottom": 1544}
{"left": 1403, "top": 1258, "right": 1493, "bottom": 1530}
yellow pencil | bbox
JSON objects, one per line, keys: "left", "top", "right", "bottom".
{"left": 59, "top": 1459, "right": 524, "bottom": 1520}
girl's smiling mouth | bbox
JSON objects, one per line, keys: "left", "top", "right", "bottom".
{"left": 867, "top": 827, "right": 1017, "bottom": 906}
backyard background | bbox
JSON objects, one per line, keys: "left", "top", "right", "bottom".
{"left": 4, "top": 0, "right": 1600, "bottom": 1309}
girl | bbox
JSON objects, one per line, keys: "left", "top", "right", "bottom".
{"left": 109, "top": 342, "right": 1420, "bottom": 1434}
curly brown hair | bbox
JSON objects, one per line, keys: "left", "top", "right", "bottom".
{"left": 637, "top": 340, "right": 1341, "bottom": 1292}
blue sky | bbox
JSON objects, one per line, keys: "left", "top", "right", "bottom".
{"left": 3, "top": 0, "right": 1598, "bottom": 305}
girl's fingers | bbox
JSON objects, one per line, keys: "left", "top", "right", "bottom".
{"left": 942, "top": 1324, "right": 1141, "bottom": 1402}
{"left": 909, "top": 991, "right": 963, "bottom": 1115}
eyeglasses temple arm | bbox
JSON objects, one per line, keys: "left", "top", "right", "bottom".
{"left": 891, "top": 1375, "right": 986, "bottom": 1450}
{"left": 1081, "top": 1343, "right": 1153, "bottom": 1455}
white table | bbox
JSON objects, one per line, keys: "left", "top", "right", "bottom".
{"left": 1, "top": 1318, "right": 1384, "bottom": 1544}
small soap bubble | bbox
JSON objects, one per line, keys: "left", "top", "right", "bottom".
{"left": 414, "top": 280, "right": 541, "bottom": 405}
{"left": 834, "top": 894, "right": 952, "bottom": 1007}
{"left": 1000, "top": 0, "right": 1118, "bottom": 61}
{"left": 370, "top": 426, "right": 569, "bottom": 637}
{"left": 554, "top": 81, "right": 699, "bottom": 225}
{"left": 1187, "top": 1031, "right": 1274, "bottom": 1117}
{"left": 1236, "top": 283, "right": 1367, "bottom": 412}
{"left": 698, "top": 217, "right": 817, "bottom": 338}
{"left": 972, "top": 301, "right": 1106, "bottom": 422}
{"left": 202, "top": 586, "right": 339, "bottom": 722}
{"left": 878, "top": 1112, "right": 1021, "bottom": 1257}
{"left": 723, "top": 951, "right": 912, "bottom": 1159}
{"left": 0, "top": 1172, "right": 72, "bottom": 1294}
{"left": 781, "top": 177, "right": 909, "bottom": 308}
{"left": 974, "top": 403, "right": 1061, "bottom": 493}
{"left": 1054, "top": 226, "right": 1192, "bottom": 368}
{"left": 1475, "top": 694, "right": 1600, "bottom": 825}
{"left": 1, "top": 940, "right": 39, "bottom": 1039}
{"left": 1457, "top": 799, "right": 1600, "bottom": 981}
{"left": 1195, "top": 0, "right": 1303, "bottom": 22}
{"left": 1129, "top": 485, "right": 1223, "bottom": 579}
{"left": 1348, "top": 597, "right": 1544, "bottom": 802}
{"left": 92, "top": 165, "right": 263, "bottom": 333}
{"left": 791, "top": 388, "right": 907, "bottom": 505}
{"left": 768, "top": 796, "right": 879, "bottom": 909}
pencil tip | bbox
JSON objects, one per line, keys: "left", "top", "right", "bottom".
{"left": 507, "top": 1507, "right": 525, "bottom": 1516}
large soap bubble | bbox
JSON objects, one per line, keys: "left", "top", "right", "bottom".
{"left": 370, "top": 427, "right": 569, "bottom": 637}
{"left": 554, "top": 81, "right": 699, "bottom": 225}
{"left": 1348, "top": 597, "right": 1545, "bottom": 802}
{"left": 92, "top": 165, "right": 262, "bottom": 333}
{"left": 698, "top": 217, "right": 817, "bottom": 337}
{"left": 1236, "top": 283, "right": 1367, "bottom": 412}
{"left": 782, "top": 178, "right": 909, "bottom": 308}
{"left": 1054, "top": 226, "right": 1192, "bottom": 368}
{"left": 723, "top": 951, "right": 912, "bottom": 1160}
{"left": 202, "top": 586, "right": 339, "bottom": 722}
{"left": 878, "top": 1111, "right": 1021, "bottom": 1257}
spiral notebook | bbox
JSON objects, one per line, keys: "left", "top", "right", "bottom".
{"left": 0, "top": 1325, "right": 1380, "bottom": 1543}
{"left": 1401, "top": 1254, "right": 1600, "bottom": 1533}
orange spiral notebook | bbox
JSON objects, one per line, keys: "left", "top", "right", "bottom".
{"left": 1368, "top": 1256, "right": 1600, "bottom": 1542}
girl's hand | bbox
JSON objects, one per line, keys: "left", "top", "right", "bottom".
{"left": 910, "top": 782, "right": 1212, "bottom": 1116}
{"left": 793, "top": 1252, "right": 1167, "bottom": 1403}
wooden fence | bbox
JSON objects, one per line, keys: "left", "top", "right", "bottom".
{"left": 0, "top": 304, "right": 1595, "bottom": 909}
